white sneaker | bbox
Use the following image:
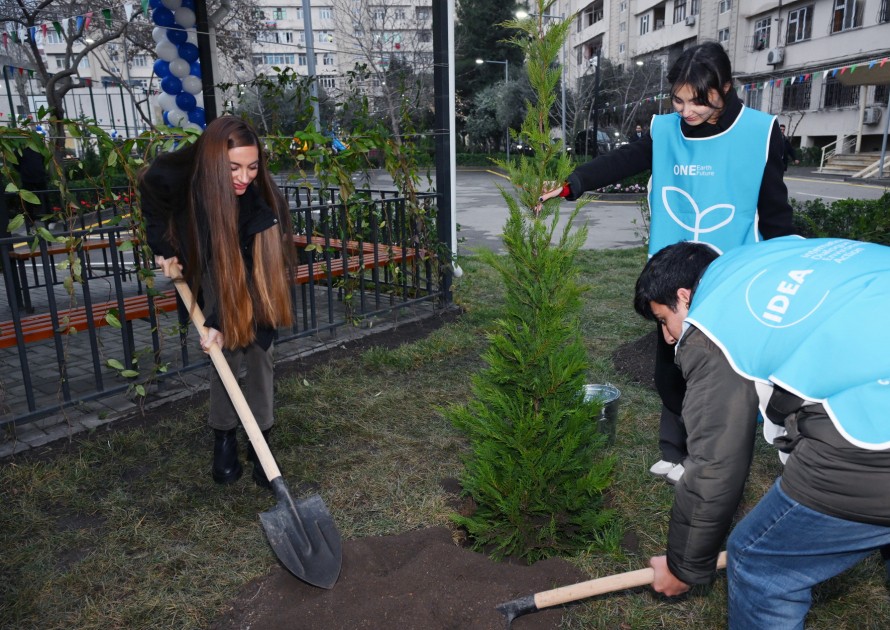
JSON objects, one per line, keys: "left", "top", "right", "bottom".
{"left": 649, "top": 460, "right": 676, "bottom": 477}
{"left": 666, "top": 463, "right": 685, "bottom": 485}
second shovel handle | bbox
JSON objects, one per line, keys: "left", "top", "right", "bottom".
{"left": 535, "top": 551, "right": 728, "bottom": 609}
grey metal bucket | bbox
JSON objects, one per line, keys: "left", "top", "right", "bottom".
{"left": 582, "top": 384, "right": 621, "bottom": 446}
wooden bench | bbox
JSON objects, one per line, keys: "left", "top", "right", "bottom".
{"left": 0, "top": 240, "right": 416, "bottom": 350}
{"left": 293, "top": 239, "right": 415, "bottom": 285}
{"left": 7, "top": 236, "right": 138, "bottom": 313}
{"left": 0, "top": 290, "right": 178, "bottom": 349}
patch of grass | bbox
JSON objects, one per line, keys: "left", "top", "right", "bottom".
{"left": 1, "top": 247, "right": 888, "bottom": 628}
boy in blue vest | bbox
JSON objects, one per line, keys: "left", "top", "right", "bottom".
{"left": 633, "top": 237, "right": 890, "bottom": 628}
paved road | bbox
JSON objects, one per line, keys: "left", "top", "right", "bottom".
{"left": 450, "top": 166, "right": 889, "bottom": 256}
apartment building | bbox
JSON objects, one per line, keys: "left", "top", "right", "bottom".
{"left": 1, "top": 1, "right": 434, "bottom": 135}
{"left": 559, "top": 0, "right": 890, "bottom": 154}
{"left": 241, "top": 1, "right": 433, "bottom": 99}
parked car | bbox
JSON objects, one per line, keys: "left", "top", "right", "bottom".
{"left": 574, "top": 128, "right": 615, "bottom": 157}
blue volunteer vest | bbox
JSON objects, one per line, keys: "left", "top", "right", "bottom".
{"left": 648, "top": 106, "right": 774, "bottom": 256}
{"left": 684, "top": 237, "right": 890, "bottom": 450}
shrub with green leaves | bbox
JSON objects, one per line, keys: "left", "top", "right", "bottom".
{"left": 447, "top": 0, "right": 616, "bottom": 563}
{"left": 792, "top": 192, "right": 890, "bottom": 245}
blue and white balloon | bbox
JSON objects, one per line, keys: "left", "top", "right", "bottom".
{"left": 169, "top": 57, "right": 191, "bottom": 78}
{"left": 151, "top": 1, "right": 205, "bottom": 130}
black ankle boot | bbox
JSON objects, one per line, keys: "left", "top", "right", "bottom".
{"left": 212, "top": 428, "right": 243, "bottom": 484}
{"left": 247, "top": 428, "right": 273, "bottom": 490}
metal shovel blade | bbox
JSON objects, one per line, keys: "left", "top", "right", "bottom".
{"left": 259, "top": 477, "right": 343, "bottom": 589}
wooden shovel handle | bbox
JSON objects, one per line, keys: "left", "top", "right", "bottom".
{"left": 535, "top": 551, "right": 728, "bottom": 609}
{"left": 169, "top": 270, "right": 282, "bottom": 483}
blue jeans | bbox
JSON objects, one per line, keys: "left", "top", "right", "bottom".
{"left": 727, "top": 479, "right": 890, "bottom": 629}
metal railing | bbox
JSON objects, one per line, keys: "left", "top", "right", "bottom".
{"left": 0, "top": 189, "right": 443, "bottom": 426}
{"left": 818, "top": 136, "right": 857, "bottom": 172}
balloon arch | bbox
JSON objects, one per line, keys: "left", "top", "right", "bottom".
{"left": 149, "top": 0, "right": 206, "bottom": 131}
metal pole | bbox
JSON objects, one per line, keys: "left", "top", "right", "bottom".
{"left": 87, "top": 78, "right": 98, "bottom": 124}
{"left": 3, "top": 66, "right": 15, "bottom": 126}
{"left": 505, "top": 60, "right": 510, "bottom": 162}
{"left": 879, "top": 87, "right": 889, "bottom": 177}
{"left": 301, "top": 0, "right": 321, "bottom": 131}
{"left": 560, "top": 13, "right": 566, "bottom": 150}
{"left": 659, "top": 58, "right": 665, "bottom": 115}
{"left": 118, "top": 81, "right": 129, "bottom": 138}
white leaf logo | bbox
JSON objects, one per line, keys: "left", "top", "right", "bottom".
{"left": 662, "top": 186, "right": 735, "bottom": 243}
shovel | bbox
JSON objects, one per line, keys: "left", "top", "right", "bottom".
{"left": 169, "top": 269, "right": 342, "bottom": 589}
{"left": 497, "top": 551, "right": 727, "bottom": 628}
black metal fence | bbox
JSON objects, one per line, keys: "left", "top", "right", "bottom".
{"left": 0, "top": 186, "right": 443, "bottom": 426}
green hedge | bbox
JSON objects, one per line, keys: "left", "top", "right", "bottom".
{"left": 792, "top": 192, "right": 890, "bottom": 245}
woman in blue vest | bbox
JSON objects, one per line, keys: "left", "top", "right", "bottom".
{"left": 540, "top": 41, "right": 794, "bottom": 484}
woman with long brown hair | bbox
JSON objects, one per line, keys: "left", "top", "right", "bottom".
{"left": 140, "top": 116, "right": 294, "bottom": 489}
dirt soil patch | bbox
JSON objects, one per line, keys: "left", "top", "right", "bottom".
{"left": 210, "top": 526, "right": 588, "bottom": 630}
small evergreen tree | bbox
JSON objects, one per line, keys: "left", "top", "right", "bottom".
{"left": 448, "top": 0, "right": 616, "bottom": 562}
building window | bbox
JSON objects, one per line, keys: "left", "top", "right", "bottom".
{"left": 44, "top": 31, "right": 64, "bottom": 44}
{"left": 719, "top": 0, "right": 732, "bottom": 13}
{"left": 822, "top": 74, "right": 859, "bottom": 108}
{"left": 875, "top": 84, "right": 888, "bottom": 103}
{"left": 55, "top": 57, "right": 65, "bottom": 69}
{"left": 272, "top": 8, "right": 286, "bottom": 20}
{"left": 322, "top": 53, "right": 335, "bottom": 66}
{"left": 753, "top": 17, "right": 771, "bottom": 50}
{"left": 832, "top": 0, "right": 862, "bottom": 33}
{"left": 415, "top": 7, "right": 430, "bottom": 21}
{"left": 373, "top": 8, "right": 385, "bottom": 21}
{"left": 394, "top": 9, "right": 406, "bottom": 20}
{"left": 620, "top": 1, "right": 627, "bottom": 12}
{"left": 745, "top": 87, "right": 762, "bottom": 109}
{"left": 673, "top": 0, "right": 687, "bottom": 23}
{"left": 881, "top": 0, "right": 889, "bottom": 22}
{"left": 133, "top": 54, "right": 148, "bottom": 67}
{"left": 639, "top": 15, "right": 649, "bottom": 35}
{"left": 319, "top": 77, "right": 336, "bottom": 89}
{"left": 298, "top": 53, "right": 307, "bottom": 66}
{"left": 419, "top": 30, "right": 431, "bottom": 43}
{"left": 255, "top": 53, "right": 294, "bottom": 65}
{"left": 619, "top": 42, "right": 626, "bottom": 53}
{"left": 690, "top": 0, "right": 699, "bottom": 15}
{"left": 786, "top": 6, "right": 813, "bottom": 43}
{"left": 718, "top": 28, "right": 730, "bottom": 43}
{"left": 782, "top": 76, "right": 812, "bottom": 110}
{"left": 317, "top": 31, "right": 333, "bottom": 43}
{"left": 319, "top": 7, "right": 333, "bottom": 20}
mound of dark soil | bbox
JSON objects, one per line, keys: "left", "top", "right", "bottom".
{"left": 611, "top": 330, "right": 657, "bottom": 388}
{"left": 210, "top": 526, "right": 588, "bottom": 630}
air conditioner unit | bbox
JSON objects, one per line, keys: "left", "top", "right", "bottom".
{"left": 863, "top": 106, "right": 883, "bottom": 125}
{"left": 766, "top": 47, "right": 784, "bottom": 65}
{"left": 685, "top": 15, "right": 696, "bottom": 26}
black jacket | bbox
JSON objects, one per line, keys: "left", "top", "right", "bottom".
{"left": 669, "top": 327, "right": 890, "bottom": 585}
{"left": 565, "top": 89, "right": 794, "bottom": 240}
{"left": 140, "top": 153, "right": 279, "bottom": 350}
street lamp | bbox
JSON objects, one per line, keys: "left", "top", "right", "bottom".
{"left": 475, "top": 58, "right": 510, "bottom": 161}
{"left": 516, "top": 9, "right": 567, "bottom": 151}
{"left": 637, "top": 57, "right": 668, "bottom": 114}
